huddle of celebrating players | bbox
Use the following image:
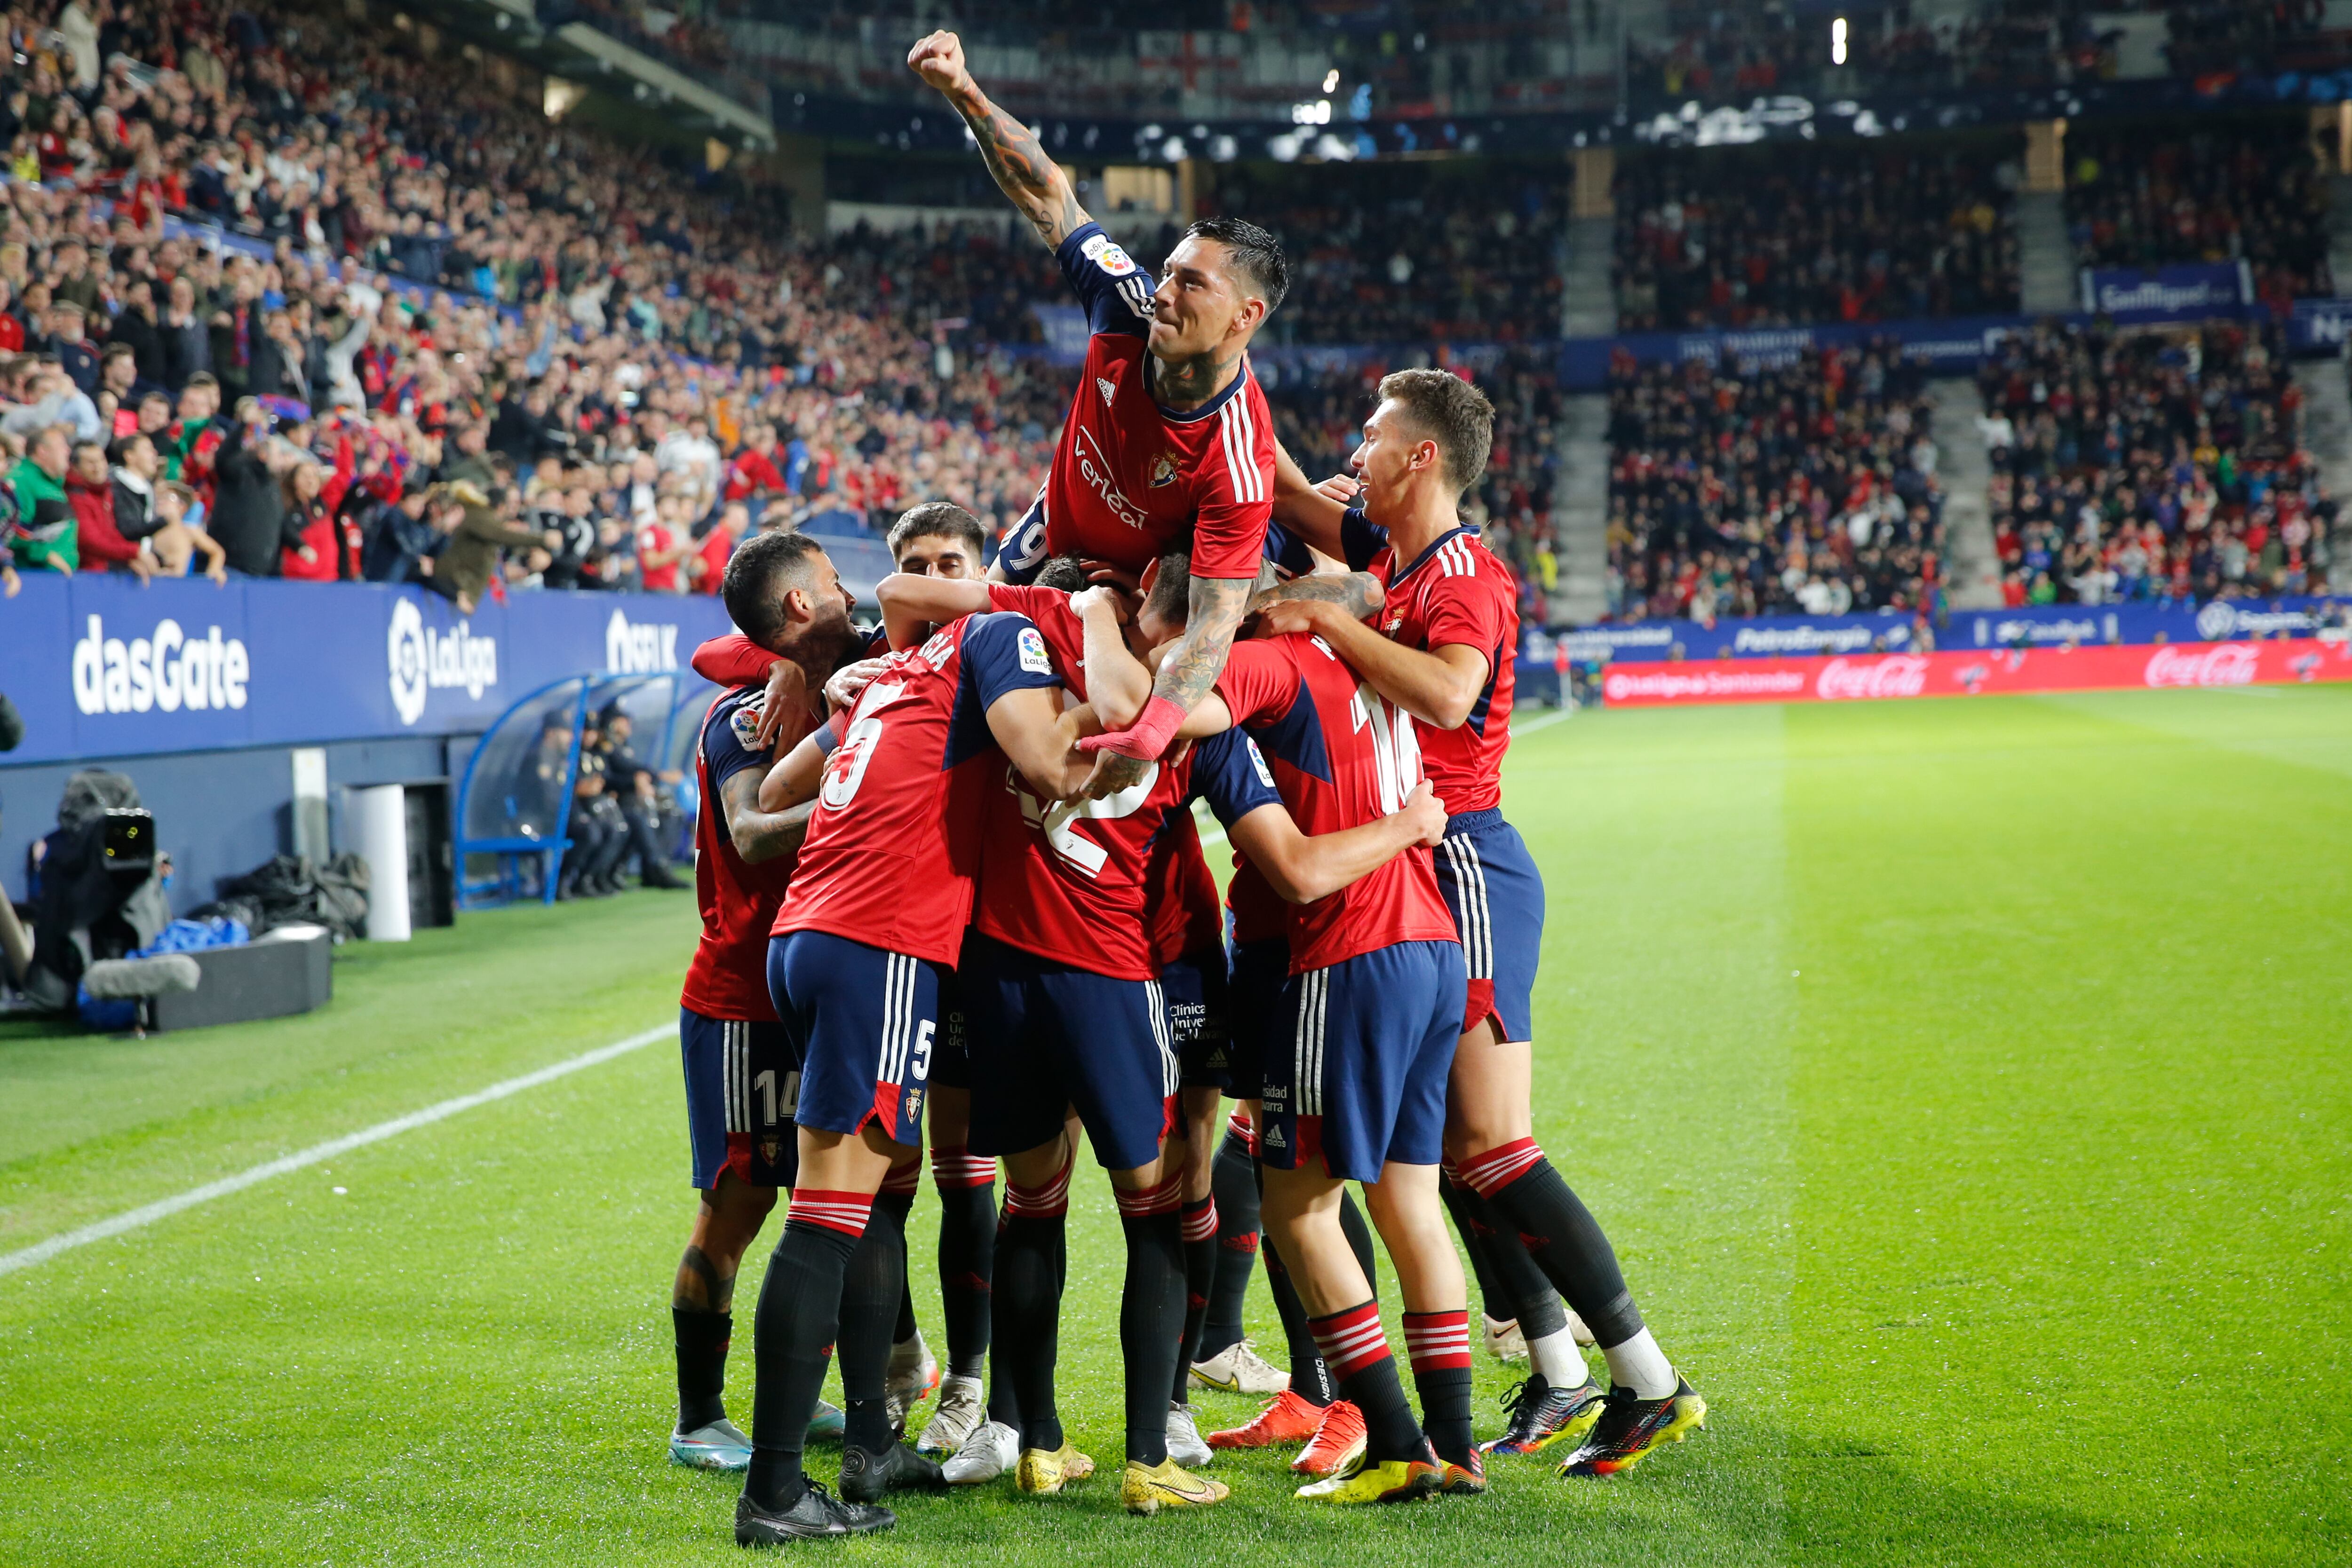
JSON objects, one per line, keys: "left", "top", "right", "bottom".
{"left": 653, "top": 32, "right": 1707, "bottom": 1546}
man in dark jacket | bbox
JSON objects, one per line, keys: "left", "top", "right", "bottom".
{"left": 207, "top": 400, "right": 287, "bottom": 576}
{"left": 358, "top": 475, "right": 440, "bottom": 583}
{"left": 106, "top": 279, "right": 167, "bottom": 389}
{"left": 160, "top": 275, "right": 211, "bottom": 392}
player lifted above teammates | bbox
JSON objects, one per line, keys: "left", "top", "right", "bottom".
{"left": 1271, "top": 371, "right": 1706, "bottom": 1478}
{"left": 908, "top": 29, "right": 1286, "bottom": 790}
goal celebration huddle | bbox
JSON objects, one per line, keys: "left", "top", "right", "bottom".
{"left": 666, "top": 31, "right": 1703, "bottom": 1546}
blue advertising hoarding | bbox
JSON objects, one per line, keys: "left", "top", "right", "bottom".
{"left": 2, "top": 576, "right": 737, "bottom": 766}
{"left": 2079, "top": 263, "right": 2249, "bottom": 316}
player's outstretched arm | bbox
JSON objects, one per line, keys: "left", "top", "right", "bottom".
{"left": 1228, "top": 779, "right": 1448, "bottom": 904}
{"left": 1073, "top": 586, "right": 1149, "bottom": 730}
{"left": 1248, "top": 569, "right": 1383, "bottom": 625}
{"left": 1078, "top": 572, "right": 1253, "bottom": 796}
{"left": 1257, "top": 596, "right": 1490, "bottom": 730}
{"left": 987, "top": 685, "right": 1092, "bottom": 800}
{"left": 756, "top": 729, "right": 831, "bottom": 815}
{"left": 908, "top": 31, "right": 1091, "bottom": 250}
{"left": 876, "top": 571, "right": 992, "bottom": 649}
{"left": 721, "top": 763, "right": 814, "bottom": 865}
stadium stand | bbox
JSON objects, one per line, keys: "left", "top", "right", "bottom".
{"left": 1974, "top": 319, "right": 2331, "bottom": 606}
{"left": 2063, "top": 118, "right": 2334, "bottom": 312}
{"left": 1611, "top": 142, "right": 2021, "bottom": 332}
{"left": 1603, "top": 342, "right": 1948, "bottom": 622}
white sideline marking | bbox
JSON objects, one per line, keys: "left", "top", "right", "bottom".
{"left": 1189, "top": 705, "right": 1575, "bottom": 852}
{"left": 0, "top": 1022, "right": 671, "bottom": 1279}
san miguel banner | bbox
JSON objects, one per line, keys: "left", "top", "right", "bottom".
{"left": 1, "top": 574, "right": 736, "bottom": 766}
{"left": 1600, "top": 638, "right": 2352, "bottom": 709}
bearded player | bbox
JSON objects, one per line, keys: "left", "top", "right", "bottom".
{"left": 667, "top": 532, "right": 859, "bottom": 1472}
{"left": 908, "top": 29, "right": 1285, "bottom": 796}
{"left": 1267, "top": 371, "right": 1706, "bottom": 1478}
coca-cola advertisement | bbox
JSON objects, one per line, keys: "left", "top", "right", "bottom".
{"left": 1600, "top": 640, "right": 2352, "bottom": 709}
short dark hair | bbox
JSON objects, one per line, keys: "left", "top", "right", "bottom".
{"left": 1144, "top": 549, "right": 1190, "bottom": 626}
{"left": 722, "top": 529, "right": 829, "bottom": 651}
{"left": 1185, "top": 215, "right": 1288, "bottom": 314}
{"left": 1377, "top": 368, "right": 1495, "bottom": 495}
{"left": 1034, "top": 554, "right": 1089, "bottom": 593}
{"left": 887, "top": 501, "right": 987, "bottom": 569}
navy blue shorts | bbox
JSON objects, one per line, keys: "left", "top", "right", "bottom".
{"left": 1432, "top": 808, "right": 1544, "bottom": 1043}
{"left": 679, "top": 1008, "right": 800, "bottom": 1191}
{"left": 1161, "top": 951, "right": 1233, "bottom": 1093}
{"left": 767, "top": 930, "right": 940, "bottom": 1148}
{"left": 932, "top": 967, "right": 972, "bottom": 1092}
{"left": 1224, "top": 937, "right": 1290, "bottom": 1102}
{"left": 959, "top": 931, "right": 1178, "bottom": 1172}
{"left": 1258, "top": 940, "right": 1466, "bottom": 1184}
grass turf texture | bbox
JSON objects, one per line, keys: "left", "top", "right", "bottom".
{"left": 1, "top": 685, "right": 2347, "bottom": 1566}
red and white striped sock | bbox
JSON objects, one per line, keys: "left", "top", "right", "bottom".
{"left": 929, "top": 1143, "right": 997, "bottom": 1190}
{"left": 1456, "top": 1137, "right": 1546, "bottom": 1198}
{"left": 1401, "top": 1309, "right": 1472, "bottom": 1374}
{"left": 787, "top": 1188, "right": 874, "bottom": 1239}
{"left": 1112, "top": 1172, "right": 1184, "bottom": 1220}
{"left": 1000, "top": 1150, "right": 1074, "bottom": 1222}
{"left": 1307, "top": 1299, "right": 1393, "bottom": 1381}
{"left": 878, "top": 1158, "right": 922, "bottom": 1198}
{"left": 1179, "top": 1194, "right": 1220, "bottom": 1244}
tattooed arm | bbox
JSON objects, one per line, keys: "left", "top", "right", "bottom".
{"left": 1080, "top": 572, "right": 1254, "bottom": 797}
{"left": 909, "top": 31, "right": 1089, "bottom": 250}
{"left": 720, "top": 763, "right": 813, "bottom": 866}
{"left": 1248, "top": 570, "right": 1384, "bottom": 625}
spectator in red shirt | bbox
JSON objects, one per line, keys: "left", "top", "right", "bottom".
{"left": 687, "top": 499, "right": 749, "bottom": 594}
{"left": 637, "top": 491, "right": 690, "bottom": 593}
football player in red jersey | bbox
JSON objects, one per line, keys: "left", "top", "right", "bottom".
{"left": 667, "top": 531, "right": 858, "bottom": 1473}
{"left": 1085, "top": 615, "right": 1479, "bottom": 1504}
{"left": 725, "top": 605, "right": 1092, "bottom": 1547}
{"left": 908, "top": 29, "right": 1287, "bottom": 794}
{"left": 1267, "top": 372, "right": 1707, "bottom": 1478}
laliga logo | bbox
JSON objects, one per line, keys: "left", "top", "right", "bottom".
{"left": 387, "top": 597, "right": 500, "bottom": 727}
{"left": 1815, "top": 656, "right": 1930, "bottom": 701}
{"left": 2145, "top": 643, "right": 2259, "bottom": 689}
{"left": 606, "top": 608, "right": 681, "bottom": 674}
{"left": 2194, "top": 602, "right": 2240, "bottom": 641}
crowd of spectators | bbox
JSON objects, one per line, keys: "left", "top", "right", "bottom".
{"left": 1613, "top": 142, "right": 2019, "bottom": 332}
{"left": 2064, "top": 118, "right": 2332, "bottom": 313}
{"left": 1975, "top": 319, "right": 2332, "bottom": 605}
{"left": 0, "top": 0, "right": 1068, "bottom": 601}
{"left": 1602, "top": 342, "right": 1948, "bottom": 623}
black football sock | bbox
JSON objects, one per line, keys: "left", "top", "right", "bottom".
{"left": 1445, "top": 1167, "right": 1570, "bottom": 1341}
{"left": 875, "top": 1186, "right": 919, "bottom": 1350}
{"left": 1404, "top": 1311, "right": 1475, "bottom": 1466}
{"left": 1338, "top": 1185, "right": 1379, "bottom": 1299}
{"left": 1171, "top": 1194, "right": 1218, "bottom": 1403}
{"left": 931, "top": 1145, "right": 998, "bottom": 1380}
{"left": 1461, "top": 1140, "right": 1645, "bottom": 1346}
{"left": 1440, "top": 1166, "right": 1513, "bottom": 1323}
{"left": 1259, "top": 1227, "right": 1336, "bottom": 1408}
{"left": 1115, "top": 1177, "right": 1186, "bottom": 1464}
{"left": 840, "top": 1195, "right": 906, "bottom": 1455}
{"left": 745, "top": 1198, "right": 867, "bottom": 1513}
{"left": 1310, "top": 1301, "right": 1423, "bottom": 1463}
{"left": 673, "top": 1306, "right": 731, "bottom": 1432}
{"left": 995, "top": 1157, "right": 1073, "bottom": 1451}
{"left": 1198, "top": 1125, "right": 1261, "bottom": 1362}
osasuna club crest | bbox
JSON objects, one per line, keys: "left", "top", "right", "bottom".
{"left": 1150, "top": 451, "right": 1180, "bottom": 488}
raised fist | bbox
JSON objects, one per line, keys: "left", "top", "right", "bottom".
{"left": 906, "top": 31, "right": 970, "bottom": 95}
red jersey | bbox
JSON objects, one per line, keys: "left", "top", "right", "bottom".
{"left": 680, "top": 683, "right": 821, "bottom": 1020}
{"left": 1009, "top": 222, "right": 1273, "bottom": 582}
{"left": 1144, "top": 808, "right": 1223, "bottom": 967}
{"left": 1223, "top": 855, "right": 1287, "bottom": 948}
{"left": 775, "top": 611, "right": 1065, "bottom": 966}
{"left": 1363, "top": 523, "right": 1519, "bottom": 815}
{"left": 1212, "top": 634, "right": 1456, "bottom": 973}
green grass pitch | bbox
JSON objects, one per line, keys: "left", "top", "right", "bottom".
{"left": 3, "top": 685, "right": 2348, "bottom": 1566}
